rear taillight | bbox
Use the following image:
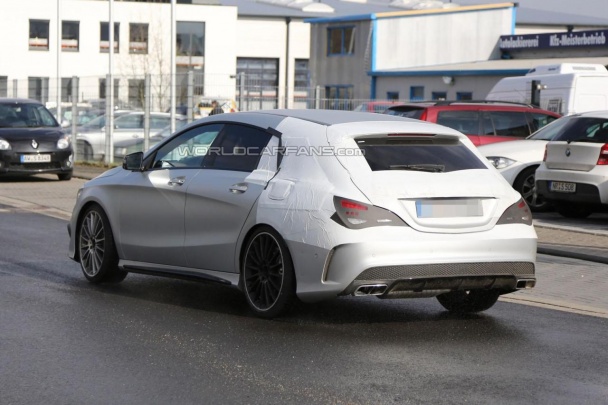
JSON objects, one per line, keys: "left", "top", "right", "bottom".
{"left": 597, "top": 144, "right": 608, "bottom": 165}
{"left": 542, "top": 145, "right": 548, "bottom": 162}
{"left": 497, "top": 198, "right": 533, "bottom": 226}
{"left": 333, "top": 196, "right": 408, "bottom": 229}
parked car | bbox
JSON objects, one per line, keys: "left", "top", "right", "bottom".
{"left": 195, "top": 98, "right": 238, "bottom": 118}
{"left": 478, "top": 117, "right": 566, "bottom": 211}
{"left": 77, "top": 111, "right": 179, "bottom": 161}
{"left": 535, "top": 111, "right": 608, "bottom": 218}
{"left": 383, "top": 100, "right": 561, "bottom": 146}
{"left": 113, "top": 117, "right": 188, "bottom": 162}
{"left": 353, "top": 101, "right": 401, "bottom": 113}
{"left": 0, "top": 98, "right": 73, "bottom": 180}
{"left": 68, "top": 110, "right": 536, "bottom": 318}
{"left": 48, "top": 104, "right": 103, "bottom": 128}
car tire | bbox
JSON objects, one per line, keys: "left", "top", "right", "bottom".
{"left": 555, "top": 203, "right": 592, "bottom": 219}
{"left": 513, "top": 166, "right": 550, "bottom": 212}
{"left": 58, "top": 172, "right": 72, "bottom": 181}
{"left": 83, "top": 142, "right": 94, "bottom": 162}
{"left": 242, "top": 226, "right": 296, "bottom": 319}
{"left": 436, "top": 290, "right": 500, "bottom": 313}
{"left": 78, "top": 205, "right": 127, "bottom": 284}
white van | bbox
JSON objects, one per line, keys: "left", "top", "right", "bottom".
{"left": 486, "top": 63, "right": 608, "bottom": 116}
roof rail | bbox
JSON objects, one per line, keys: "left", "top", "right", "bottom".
{"left": 433, "top": 100, "right": 535, "bottom": 108}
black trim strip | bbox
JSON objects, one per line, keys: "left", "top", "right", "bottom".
{"left": 123, "top": 265, "right": 232, "bottom": 285}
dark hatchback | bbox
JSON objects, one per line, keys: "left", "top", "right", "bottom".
{"left": 0, "top": 98, "right": 73, "bottom": 180}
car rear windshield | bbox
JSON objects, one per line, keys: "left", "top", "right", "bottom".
{"left": 548, "top": 116, "right": 608, "bottom": 143}
{"left": 383, "top": 107, "right": 424, "bottom": 119}
{"left": 355, "top": 136, "right": 487, "bottom": 173}
{"left": 0, "top": 103, "right": 58, "bottom": 128}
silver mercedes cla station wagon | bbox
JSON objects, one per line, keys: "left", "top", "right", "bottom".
{"left": 68, "top": 110, "right": 536, "bottom": 318}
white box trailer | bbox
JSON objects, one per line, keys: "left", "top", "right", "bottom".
{"left": 486, "top": 63, "right": 608, "bottom": 116}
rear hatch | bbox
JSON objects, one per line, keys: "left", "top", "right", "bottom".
{"left": 545, "top": 116, "right": 608, "bottom": 171}
{"left": 328, "top": 121, "right": 515, "bottom": 233}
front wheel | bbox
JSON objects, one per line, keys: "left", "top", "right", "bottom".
{"left": 58, "top": 172, "right": 72, "bottom": 181}
{"left": 513, "top": 166, "right": 550, "bottom": 212}
{"left": 242, "top": 227, "right": 296, "bottom": 319}
{"left": 78, "top": 205, "right": 127, "bottom": 284}
{"left": 437, "top": 290, "right": 500, "bottom": 313}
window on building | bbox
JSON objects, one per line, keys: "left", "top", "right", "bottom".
{"left": 28, "top": 77, "right": 49, "bottom": 103}
{"left": 387, "top": 92, "right": 399, "bottom": 101}
{"left": 100, "top": 22, "right": 120, "bottom": 53}
{"left": 129, "top": 23, "right": 148, "bottom": 54}
{"left": 325, "top": 85, "right": 353, "bottom": 110}
{"left": 128, "top": 79, "right": 145, "bottom": 109}
{"left": 62, "top": 21, "right": 79, "bottom": 52}
{"left": 294, "top": 59, "right": 309, "bottom": 89}
{"left": 432, "top": 91, "right": 447, "bottom": 101}
{"left": 29, "top": 20, "right": 50, "bottom": 51}
{"left": 62, "top": 77, "right": 73, "bottom": 102}
{"left": 328, "top": 26, "right": 355, "bottom": 56}
{"left": 410, "top": 86, "right": 424, "bottom": 101}
{"left": 0, "top": 77, "right": 7, "bottom": 98}
{"left": 236, "top": 58, "right": 279, "bottom": 110}
{"left": 176, "top": 21, "right": 205, "bottom": 59}
{"left": 98, "top": 78, "right": 120, "bottom": 103}
{"left": 457, "top": 92, "right": 473, "bottom": 101}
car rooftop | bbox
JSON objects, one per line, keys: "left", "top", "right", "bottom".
{"left": 0, "top": 98, "right": 44, "bottom": 105}
{"left": 251, "top": 109, "right": 417, "bottom": 126}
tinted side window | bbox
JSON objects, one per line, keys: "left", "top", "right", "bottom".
{"left": 204, "top": 124, "right": 272, "bottom": 172}
{"left": 153, "top": 124, "right": 223, "bottom": 169}
{"left": 150, "top": 115, "right": 170, "bottom": 129}
{"left": 484, "top": 111, "right": 530, "bottom": 137}
{"left": 436, "top": 111, "right": 480, "bottom": 135}
{"left": 527, "top": 112, "right": 559, "bottom": 132}
{"left": 115, "top": 114, "right": 142, "bottom": 129}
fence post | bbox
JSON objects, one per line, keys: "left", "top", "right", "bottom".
{"left": 12, "top": 79, "right": 18, "bottom": 98}
{"left": 187, "top": 70, "right": 194, "bottom": 123}
{"left": 71, "top": 76, "right": 79, "bottom": 163}
{"left": 144, "top": 74, "right": 151, "bottom": 152}
{"left": 104, "top": 74, "right": 111, "bottom": 165}
{"left": 314, "top": 85, "right": 321, "bottom": 110}
{"left": 238, "top": 72, "right": 245, "bottom": 112}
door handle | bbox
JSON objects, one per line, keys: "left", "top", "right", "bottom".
{"left": 168, "top": 176, "right": 186, "bottom": 186}
{"left": 229, "top": 183, "right": 248, "bottom": 194}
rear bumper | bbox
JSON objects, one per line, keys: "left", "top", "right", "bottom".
{"left": 535, "top": 166, "right": 608, "bottom": 205}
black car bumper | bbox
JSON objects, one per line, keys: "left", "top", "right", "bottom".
{"left": 0, "top": 150, "right": 73, "bottom": 175}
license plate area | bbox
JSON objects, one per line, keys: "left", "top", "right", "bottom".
{"left": 415, "top": 198, "right": 483, "bottom": 218}
{"left": 549, "top": 181, "right": 576, "bottom": 193}
{"left": 20, "top": 154, "right": 51, "bottom": 163}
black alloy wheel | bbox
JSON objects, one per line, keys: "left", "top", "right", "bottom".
{"left": 78, "top": 205, "right": 127, "bottom": 283}
{"left": 242, "top": 227, "right": 296, "bottom": 318}
{"left": 514, "top": 166, "right": 549, "bottom": 212}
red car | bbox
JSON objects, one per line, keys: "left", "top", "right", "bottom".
{"left": 383, "top": 101, "right": 561, "bottom": 146}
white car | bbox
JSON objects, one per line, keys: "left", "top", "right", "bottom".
{"left": 479, "top": 118, "right": 566, "bottom": 212}
{"left": 68, "top": 110, "right": 536, "bottom": 318}
{"left": 76, "top": 112, "right": 177, "bottom": 161}
{"left": 536, "top": 111, "right": 608, "bottom": 218}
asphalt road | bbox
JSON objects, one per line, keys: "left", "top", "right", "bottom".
{"left": 1, "top": 211, "right": 607, "bottom": 405}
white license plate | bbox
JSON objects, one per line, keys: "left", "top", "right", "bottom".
{"left": 550, "top": 181, "right": 576, "bottom": 193}
{"left": 20, "top": 154, "right": 51, "bottom": 163}
{"left": 416, "top": 199, "right": 483, "bottom": 218}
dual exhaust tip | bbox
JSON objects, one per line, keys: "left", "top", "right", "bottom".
{"left": 354, "top": 284, "right": 388, "bottom": 296}
{"left": 355, "top": 278, "right": 536, "bottom": 296}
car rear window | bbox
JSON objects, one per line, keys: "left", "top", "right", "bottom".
{"left": 383, "top": 107, "right": 424, "bottom": 119}
{"left": 551, "top": 117, "right": 608, "bottom": 143}
{"left": 355, "top": 136, "right": 487, "bottom": 173}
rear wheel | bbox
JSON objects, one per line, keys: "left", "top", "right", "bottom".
{"left": 82, "top": 142, "right": 94, "bottom": 162}
{"left": 78, "top": 205, "right": 127, "bottom": 284}
{"left": 513, "top": 166, "right": 549, "bottom": 212}
{"left": 242, "top": 227, "right": 296, "bottom": 319}
{"left": 437, "top": 290, "right": 500, "bottom": 313}
{"left": 555, "top": 203, "right": 592, "bottom": 219}
{"left": 57, "top": 172, "right": 72, "bottom": 181}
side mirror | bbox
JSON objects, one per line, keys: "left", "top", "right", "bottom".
{"left": 123, "top": 152, "right": 144, "bottom": 171}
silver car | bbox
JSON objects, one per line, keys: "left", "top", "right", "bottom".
{"left": 536, "top": 111, "right": 608, "bottom": 218}
{"left": 68, "top": 110, "right": 536, "bottom": 318}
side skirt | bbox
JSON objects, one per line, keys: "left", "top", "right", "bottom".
{"left": 119, "top": 260, "right": 239, "bottom": 286}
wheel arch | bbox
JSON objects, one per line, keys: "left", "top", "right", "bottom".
{"left": 73, "top": 200, "right": 117, "bottom": 262}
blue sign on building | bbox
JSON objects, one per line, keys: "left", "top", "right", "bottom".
{"left": 499, "top": 29, "right": 608, "bottom": 50}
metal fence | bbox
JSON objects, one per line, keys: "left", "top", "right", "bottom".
{"left": 2, "top": 73, "right": 403, "bottom": 164}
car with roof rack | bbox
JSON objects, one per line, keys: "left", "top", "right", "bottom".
{"left": 382, "top": 100, "right": 561, "bottom": 146}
